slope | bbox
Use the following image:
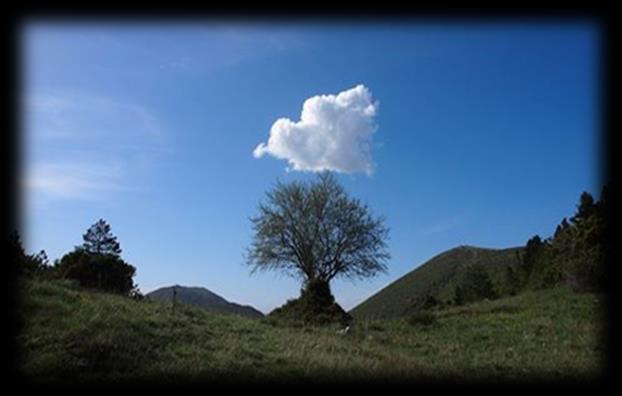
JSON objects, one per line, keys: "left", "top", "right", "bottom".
{"left": 16, "top": 277, "right": 603, "bottom": 382}
{"left": 350, "top": 245, "right": 523, "bottom": 320}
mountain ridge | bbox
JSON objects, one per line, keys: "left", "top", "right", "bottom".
{"left": 146, "top": 285, "right": 264, "bottom": 319}
{"left": 349, "top": 245, "right": 524, "bottom": 320}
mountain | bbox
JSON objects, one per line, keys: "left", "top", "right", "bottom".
{"left": 350, "top": 245, "right": 523, "bottom": 320}
{"left": 146, "top": 285, "right": 264, "bottom": 319}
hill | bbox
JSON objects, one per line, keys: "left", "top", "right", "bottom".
{"left": 350, "top": 245, "right": 523, "bottom": 320}
{"left": 146, "top": 285, "right": 264, "bottom": 319}
{"left": 16, "top": 277, "right": 603, "bottom": 382}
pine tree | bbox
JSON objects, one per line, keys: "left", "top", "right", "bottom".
{"left": 504, "top": 265, "right": 520, "bottom": 296}
{"left": 55, "top": 219, "right": 136, "bottom": 295}
{"left": 571, "top": 192, "right": 596, "bottom": 226}
{"left": 82, "top": 219, "right": 122, "bottom": 256}
{"left": 519, "top": 235, "right": 544, "bottom": 286}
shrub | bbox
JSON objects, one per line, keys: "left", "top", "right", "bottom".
{"left": 422, "top": 294, "right": 439, "bottom": 310}
{"left": 407, "top": 310, "right": 437, "bottom": 327}
{"left": 268, "top": 279, "right": 351, "bottom": 326}
{"left": 454, "top": 264, "right": 497, "bottom": 305}
{"left": 56, "top": 248, "right": 136, "bottom": 295}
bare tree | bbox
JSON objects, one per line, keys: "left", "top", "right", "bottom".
{"left": 247, "top": 172, "right": 390, "bottom": 296}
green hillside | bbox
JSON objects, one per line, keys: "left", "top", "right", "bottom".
{"left": 350, "top": 245, "right": 523, "bottom": 320}
{"left": 16, "top": 277, "right": 603, "bottom": 382}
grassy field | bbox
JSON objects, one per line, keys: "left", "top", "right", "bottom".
{"left": 16, "top": 277, "right": 604, "bottom": 383}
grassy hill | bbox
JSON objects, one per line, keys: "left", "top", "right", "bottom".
{"left": 350, "top": 245, "right": 524, "bottom": 320}
{"left": 146, "top": 285, "right": 264, "bottom": 319}
{"left": 16, "top": 277, "right": 603, "bottom": 382}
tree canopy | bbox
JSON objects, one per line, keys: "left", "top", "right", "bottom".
{"left": 247, "top": 172, "right": 390, "bottom": 285}
{"left": 515, "top": 185, "right": 610, "bottom": 292}
{"left": 57, "top": 219, "right": 137, "bottom": 295}
{"left": 56, "top": 248, "right": 136, "bottom": 295}
{"left": 454, "top": 264, "right": 497, "bottom": 305}
{"left": 82, "top": 219, "right": 122, "bottom": 256}
{"left": 8, "top": 230, "right": 50, "bottom": 276}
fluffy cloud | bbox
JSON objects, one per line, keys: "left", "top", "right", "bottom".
{"left": 253, "top": 84, "right": 379, "bottom": 175}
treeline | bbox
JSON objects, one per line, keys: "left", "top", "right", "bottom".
{"left": 480, "top": 186, "right": 608, "bottom": 302}
{"left": 515, "top": 185, "right": 610, "bottom": 293}
{"left": 10, "top": 219, "right": 140, "bottom": 298}
{"left": 417, "top": 185, "right": 610, "bottom": 312}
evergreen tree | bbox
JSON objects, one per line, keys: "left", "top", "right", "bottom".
{"left": 8, "top": 230, "right": 50, "bottom": 276}
{"left": 571, "top": 192, "right": 596, "bottom": 226}
{"left": 82, "top": 219, "right": 122, "bottom": 256}
{"left": 511, "top": 186, "right": 609, "bottom": 293}
{"left": 547, "top": 187, "right": 608, "bottom": 291}
{"left": 56, "top": 219, "right": 136, "bottom": 295}
{"left": 519, "top": 235, "right": 544, "bottom": 286}
{"left": 454, "top": 264, "right": 497, "bottom": 305}
{"left": 504, "top": 265, "right": 520, "bottom": 296}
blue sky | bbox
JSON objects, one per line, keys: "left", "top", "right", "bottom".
{"left": 21, "top": 21, "right": 600, "bottom": 313}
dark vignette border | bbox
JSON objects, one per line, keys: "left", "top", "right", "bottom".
{"left": 3, "top": 2, "right": 618, "bottom": 392}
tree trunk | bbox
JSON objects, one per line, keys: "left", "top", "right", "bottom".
{"left": 301, "top": 278, "right": 335, "bottom": 308}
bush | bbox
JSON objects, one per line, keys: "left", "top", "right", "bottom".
{"left": 454, "top": 264, "right": 497, "bottom": 305}
{"left": 56, "top": 248, "right": 136, "bottom": 295}
{"left": 417, "top": 294, "right": 439, "bottom": 310}
{"left": 268, "top": 279, "right": 352, "bottom": 326}
{"left": 407, "top": 310, "right": 437, "bottom": 327}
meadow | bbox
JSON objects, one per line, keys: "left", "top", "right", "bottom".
{"left": 17, "top": 277, "right": 604, "bottom": 383}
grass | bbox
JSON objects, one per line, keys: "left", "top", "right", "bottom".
{"left": 16, "top": 277, "right": 604, "bottom": 383}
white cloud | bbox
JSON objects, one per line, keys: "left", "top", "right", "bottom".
{"left": 25, "top": 92, "right": 164, "bottom": 143}
{"left": 23, "top": 91, "right": 169, "bottom": 205}
{"left": 24, "top": 162, "right": 127, "bottom": 201}
{"left": 253, "top": 84, "right": 380, "bottom": 175}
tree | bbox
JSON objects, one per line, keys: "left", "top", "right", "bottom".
{"left": 510, "top": 186, "right": 610, "bottom": 293}
{"left": 454, "top": 264, "right": 497, "bottom": 305}
{"left": 8, "top": 230, "right": 28, "bottom": 275}
{"left": 56, "top": 249, "right": 136, "bottom": 294}
{"left": 247, "top": 172, "right": 390, "bottom": 322}
{"left": 8, "top": 230, "right": 50, "bottom": 276}
{"left": 571, "top": 192, "right": 596, "bottom": 226}
{"left": 566, "top": 189, "right": 606, "bottom": 291}
{"left": 504, "top": 265, "right": 520, "bottom": 296}
{"left": 82, "top": 219, "right": 122, "bottom": 256}
{"left": 56, "top": 220, "right": 136, "bottom": 295}
{"left": 545, "top": 187, "right": 609, "bottom": 292}
{"left": 518, "top": 235, "right": 545, "bottom": 286}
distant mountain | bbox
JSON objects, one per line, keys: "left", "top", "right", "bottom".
{"left": 146, "top": 285, "right": 264, "bottom": 319}
{"left": 349, "top": 245, "right": 523, "bottom": 320}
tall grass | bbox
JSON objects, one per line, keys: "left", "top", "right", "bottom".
{"left": 17, "top": 278, "right": 604, "bottom": 382}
